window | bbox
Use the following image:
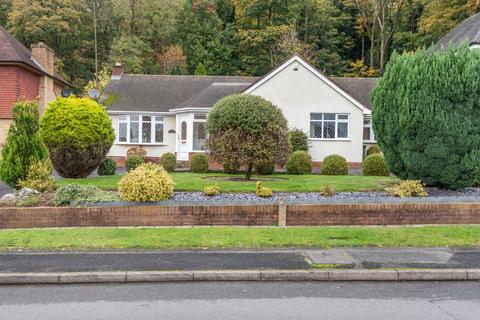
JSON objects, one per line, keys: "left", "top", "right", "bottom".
{"left": 363, "top": 118, "right": 375, "bottom": 142}
{"left": 193, "top": 113, "right": 207, "bottom": 150}
{"left": 117, "top": 114, "right": 164, "bottom": 144}
{"left": 310, "top": 113, "right": 349, "bottom": 139}
{"left": 180, "top": 121, "right": 187, "bottom": 141}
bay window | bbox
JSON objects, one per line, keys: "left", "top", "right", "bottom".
{"left": 118, "top": 114, "right": 164, "bottom": 144}
{"left": 310, "top": 113, "right": 349, "bottom": 139}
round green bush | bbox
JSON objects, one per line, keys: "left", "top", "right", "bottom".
{"left": 118, "top": 163, "right": 174, "bottom": 202}
{"left": 159, "top": 152, "right": 176, "bottom": 172}
{"left": 372, "top": 45, "right": 480, "bottom": 189}
{"left": 206, "top": 94, "right": 289, "bottom": 180}
{"left": 289, "top": 129, "right": 308, "bottom": 152}
{"left": 40, "top": 97, "right": 115, "bottom": 178}
{"left": 285, "top": 151, "right": 312, "bottom": 175}
{"left": 321, "top": 154, "right": 348, "bottom": 175}
{"left": 126, "top": 155, "right": 144, "bottom": 172}
{"left": 190, "top": 153, "right": 209, "bottom": 173}
{"left": 97, "top": 158, "right": 116, "bottom": 176}
{"left": 363, "top": 154, "right": 390, "bottom": 176}
{"left": 366, "top": 145, "right": 381, "bottom": 156}
{"left": 254, "top": 161, "right": 275, "bottom": 175}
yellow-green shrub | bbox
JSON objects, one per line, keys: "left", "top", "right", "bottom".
{"left": 18, "top": 160, "right": 56, "bottom": 193}
{"left": 118, "top": 163, "right": 174, "bottom": 202}
{"left": 320, "top": 185, "right": 335, "bottom": 197}
{"left": 203, "top": 184, "right": 220, "bottom": 196}
{"left": 385, "top": 180, "right": 428, "bottom": 198}
{"left": 366, "top": 145, "right": 381, "bottom": 156}
{"left": 256, "top": 181, "right": 273, "bottom": 197}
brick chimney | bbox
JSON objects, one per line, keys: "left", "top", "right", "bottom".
{"left": 31, "top": 42, "right": 54, "bottom": 75}
{"left": 31, "top": 42, "right": 55, "bottom": 114}
{"left": 112, "top": 62, "right": 123, "bottom": 79}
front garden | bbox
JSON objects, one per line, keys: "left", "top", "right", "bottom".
{"left": 57, "top": 172, "right": 398, "bottom": 193}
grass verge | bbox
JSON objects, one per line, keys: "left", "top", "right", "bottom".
{"left": 0, "top": 226, "right": 479, "bottom": 250}
{"left": 57, "top": 172, "right": 398, "bottom": 193}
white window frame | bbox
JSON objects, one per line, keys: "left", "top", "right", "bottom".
{"left": 192, "top": 113, "right": 207, "bottom": 152}
{"left": 117, "top": 114, "right": 166, "bottom": 145}
{"left": 363, "top": 117, "right": 376, "bottom": 142}
{"left": 309, "top": 113, "right": 350, "bottom": 141}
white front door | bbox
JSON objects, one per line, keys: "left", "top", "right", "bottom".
{"left": 177, "top": 115, "right": 190, "bottom": 161}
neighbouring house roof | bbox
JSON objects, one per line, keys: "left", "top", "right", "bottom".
{"left": 104, "top": 75, "right": 258, "bottom": 112}
{"left": 331, "top": 77, "right": 378, "bottom": 110}
{"left": 435, "top": 12, "right": 480, "bottom": 49}
{"left": 0, "top": 25, "right": 69, "bottom": 86}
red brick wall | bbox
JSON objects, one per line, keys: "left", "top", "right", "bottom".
{"left": 0, "top": 66, "right": 40, "bottom": 118}
{"left": 0, "top": 205, "right": 278, "bottom": 229}
{"left": 286, "top": 203, "right": 480, "bottom": 226}
{"left": 2, "top": 202, "right": 480, "bottom": 229}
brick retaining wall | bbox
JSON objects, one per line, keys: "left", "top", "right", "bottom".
{"left": 1, "top": 202, "right": 480, "bottom": 229}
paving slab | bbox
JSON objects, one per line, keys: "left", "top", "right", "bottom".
{"left": 0, "top": 250, "right": 310, "bottom": 273}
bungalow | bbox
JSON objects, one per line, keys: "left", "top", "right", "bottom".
{"left": 0, "top": 26, "right": 70, "bottom": 144}
{"left": 103, "top": 56, "right": 378, "bottom": 169}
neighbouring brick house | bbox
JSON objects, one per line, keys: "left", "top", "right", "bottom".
{"left": 0, "top": 26, "right": 70, "bottom": 144}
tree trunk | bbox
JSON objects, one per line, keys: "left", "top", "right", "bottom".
{"left": 245, "top": 162, "right": 253, "bottom": 180}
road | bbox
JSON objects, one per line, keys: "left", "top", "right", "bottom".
{"left": 0, "top": 281, "right": 479, "bottom": 319}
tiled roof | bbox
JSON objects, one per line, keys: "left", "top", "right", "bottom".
{"left": 435, "top": 12, "right": 480, "bottom": 49}
{"left": 104, "top": 75, "right": 258, "bottom": 112}
{"left": 0, "top": 25, "right": 68, "bottom": 85}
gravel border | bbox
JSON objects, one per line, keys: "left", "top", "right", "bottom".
{"left": 90, "top": 187, "right": 480, "bottom": 207}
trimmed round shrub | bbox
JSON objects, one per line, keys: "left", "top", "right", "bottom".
{"left": 0, "top": 101, "right": 49, "bottom": 188}
{"left": 159, "top": 152, "right": 176, "bottom": 172}
{"left": 206, "top": 94, "right": 290, "bottom": 180}
{"left": 40, "top": 97, "right": 115, "bottom": 178}
{"left": 125, "top": 155, "right": 144, "bottom": 172}
{"left": 363, "top": 154, "right": 390, "bottom": 176}
{"left": 254, "top": 161, "right": 275, "bottom": 175}
{"left": 255, "top": 181, "right": 273, "bottom": 197}
{"left": 285, "top": 151, "right": 312, "bottom": 175}
{"left": 372, "top": 45, "right": 480, "bottom": 189}
{"left": 289, "top": 129, "right": 309, "bottom": 152}
{"left": 321, "top": 154, "right": 348, "bottom": 175}
{"left": 190, "top": 153, "right": 209, "bottom": 173}
{"left": 97, "top": 159, "right": 116, "bottom": 176}
{"left": 126, "top": 146, "right": 146, "bottom": 159}
{"left": 118, "top": 163, "right": 174, "bottom": 202}
{"left": 366, "top": 145, "right": 381, "bottom": 156}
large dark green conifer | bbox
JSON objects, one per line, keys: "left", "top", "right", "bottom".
{"left": 372, "top": 44, "right": 480, "bottom": 189}
{"left": 0, "top": 101, "right": 49, "bottom": 188}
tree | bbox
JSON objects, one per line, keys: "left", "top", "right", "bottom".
{"left": 158, "top": 44, "right": 187, "bottom": 74}
{"left": 194, "top": 62, "right": 208, "bottom": 75}
{"left": 206, "top": 94, "right": 290, "bottom": 180}
{"left": 372, "top": 45, "right": 480, "bottom": 189}
{"left": 170, "top": 64, "right": 184, "bottom": 75}
{"left": 419, "top": 0, "right": 480, "bottom": 42}
{"left": 109, "top": 34, "right": 155, "bottom": 73}
{"left": 0, "top": 0, "right": 11, "bottom": 26}
{"left": 40, "top": 97, "right": 115, "bottom": 178}
{"left": 0, "top": 101, "right": 49, "bottom": 189}
{"left": 7, "top": 0, "right": 94, "bottom": 89}
{"left": 176, "top": 0, "right": 235, "bottom": 74}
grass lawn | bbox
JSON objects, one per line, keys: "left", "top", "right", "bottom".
{"left": 57, "top": 172, "right": 398, "bottom": 193}
{"left": 0, "top": 226, "right": 479, "bottom": 250}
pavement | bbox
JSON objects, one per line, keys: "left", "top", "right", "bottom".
{"left": 0, "top": 282, "right": 479, "bottom": 319}
{"left": 1, "top": 248, "right": 480, "bottom": 273}
{"left": 1, "top": 248, "right": 480, "bottom": 284}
